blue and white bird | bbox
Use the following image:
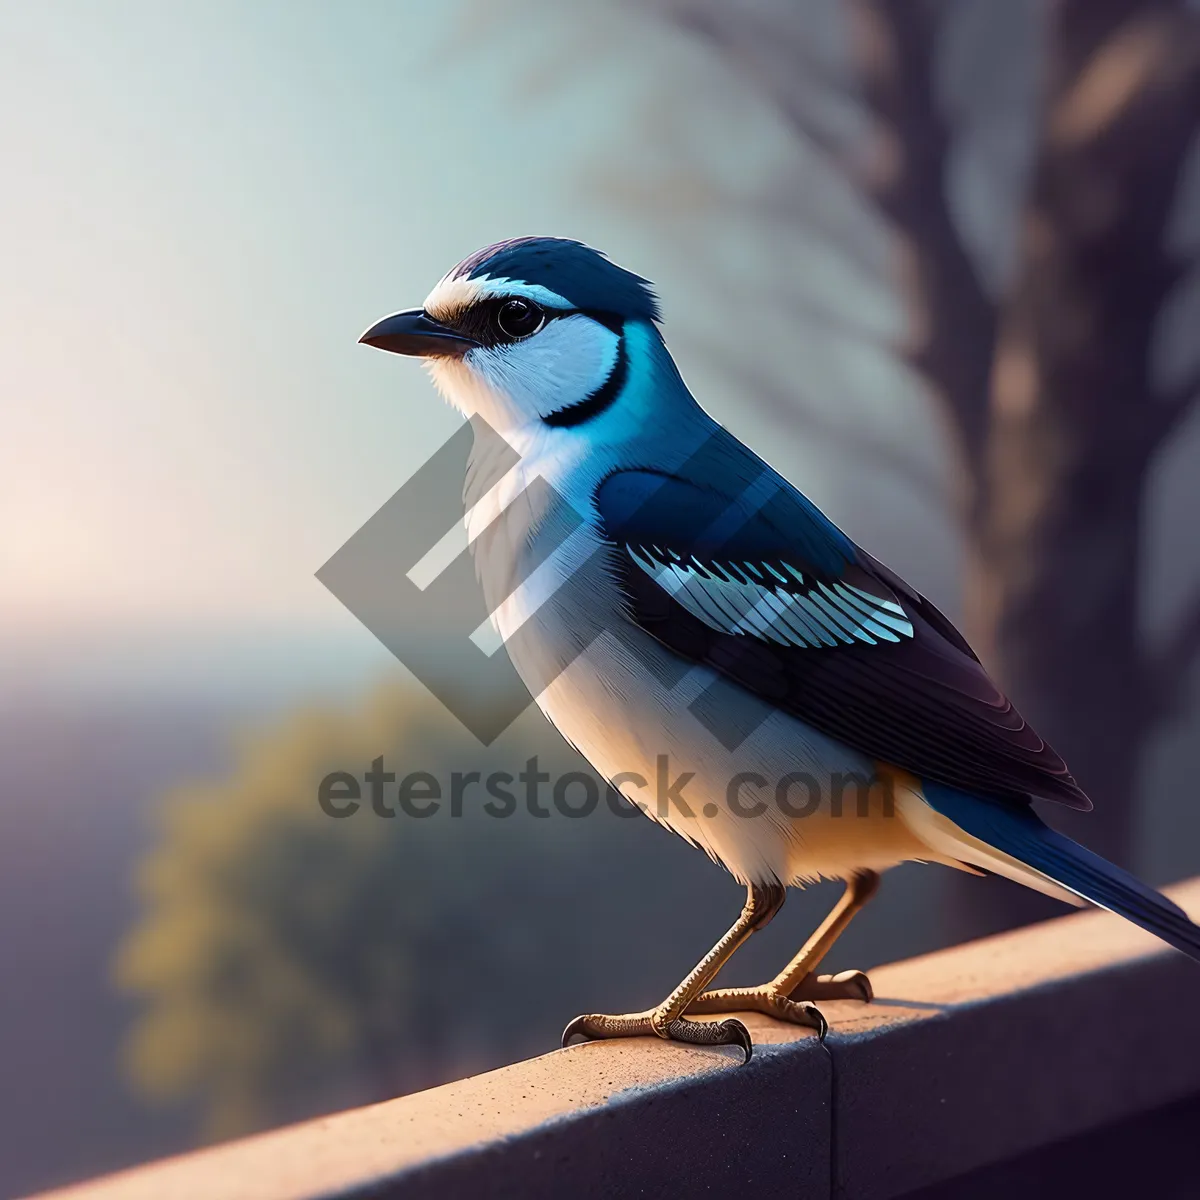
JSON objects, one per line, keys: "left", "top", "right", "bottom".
{"left": 361, "top": 236, "right": 1200, "bottom": 1060}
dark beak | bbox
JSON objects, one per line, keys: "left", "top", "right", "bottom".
{"left": 358, "top": 309, "right": 479, "bottom": 358}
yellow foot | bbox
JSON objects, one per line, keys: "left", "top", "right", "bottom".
{"left": 561, "top": 1010, "right": 754, "bottom": 1062}
{"left": 684, "top": 986, "right": 828, "bottom": 1038}
{"left": 788, "top": 968, "right": 873, "bottom": 1002}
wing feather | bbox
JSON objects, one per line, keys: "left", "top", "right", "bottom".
{"left": 595, "top": 463, "right": 1090, "bottom": 810}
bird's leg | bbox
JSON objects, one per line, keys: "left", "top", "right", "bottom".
{"left": 687, "top": 870, "right": 880, "bottom": 1021}
{"left": 561, "top": 880, "right": 810, "bottom": 1062}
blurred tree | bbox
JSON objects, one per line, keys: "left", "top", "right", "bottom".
{"left": 115, "top": 684, "right": 677, "bottom": 1138}
{"left": 628, "top": 0, "right": 1200, "bottom": 901}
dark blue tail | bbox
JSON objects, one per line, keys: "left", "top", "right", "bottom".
{"left": 925, "top": 783, "right": 1200, "bottom": 962}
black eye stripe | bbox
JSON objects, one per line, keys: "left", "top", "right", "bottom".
{"left": 437, "top": 302, "right": 624, "bottom": 348}
{"left": 578, "top": 309, "right": 624, "bottom": 335}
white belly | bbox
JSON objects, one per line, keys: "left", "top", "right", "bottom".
{"left": 535, "top": 624, "right": 936, "bottom": 885}
{"left": 467, "top": 455, "right": 936, "bottom": 886}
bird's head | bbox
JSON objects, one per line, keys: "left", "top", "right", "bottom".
{"left": 360, "top": 238, "right": 690, "bottom": 444}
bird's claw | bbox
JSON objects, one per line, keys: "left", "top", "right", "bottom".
{"left": 561, "top": 1013, "right": 593, "bottom": 1047}
{"left": 665, "top": 1016, "right": 754, "bottom": 1062}
{"left": 788, "top": 969, "right": 873, "bottom": 1003}
{"left": 686, "top": 985, "right": 829, "bottom": 1038}
{"left": 562, "top": 1012, "right": 654, "bottom": 1045}
{"left": 562, "top": 1011, "right": 754, "bottom": 1063}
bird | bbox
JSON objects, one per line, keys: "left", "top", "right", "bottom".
{"left": 360, "top": 236, "right": 1200, "bottom": 1061}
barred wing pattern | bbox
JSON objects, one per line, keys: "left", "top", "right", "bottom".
{"left": 625, "top": 547, "right": 914, "bottom": 648}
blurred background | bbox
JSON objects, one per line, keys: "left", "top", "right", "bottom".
{"left": 3, "top": 0, "right": 1200, "bottom": 1193}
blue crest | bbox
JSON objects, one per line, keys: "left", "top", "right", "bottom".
{"left": 450, "top": 237, "right": 662, "bottom": 322}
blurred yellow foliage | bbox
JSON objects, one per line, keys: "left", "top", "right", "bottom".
{"left": 114, "top": 680, "right": 593, "bottom": 1138}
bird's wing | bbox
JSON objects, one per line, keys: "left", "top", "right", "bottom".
{"left": 593, "top": 458, "right": 1090, "bottom": 810}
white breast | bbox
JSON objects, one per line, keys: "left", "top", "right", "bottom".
{"left": 463, "top": 439, "right": 937, "bottom": 887}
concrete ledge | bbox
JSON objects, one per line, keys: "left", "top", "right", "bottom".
{"left": 35, "top": 879, "right": 1200, "bottom": 1200}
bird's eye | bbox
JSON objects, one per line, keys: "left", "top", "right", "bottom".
{"left": 494, "top": 298, "right": 545, "bottom": 341}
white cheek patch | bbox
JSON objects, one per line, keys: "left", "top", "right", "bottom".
{"left": 463, "top": 315, "right": 620, "bottom": 424}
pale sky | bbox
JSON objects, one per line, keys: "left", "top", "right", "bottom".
{"left": 8, "top": 0, "right": 1194, "bottom": 698}
{"left": 0, "top": 6, "right": 656, "bottom": 620}
{"left": 0, "top": 0, "right": 942, "bottom": 644}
